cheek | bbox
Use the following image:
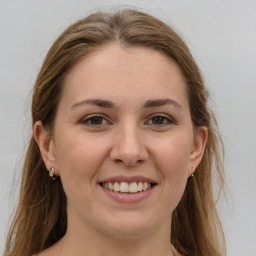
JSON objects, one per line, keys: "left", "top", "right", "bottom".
{"left": 53, "top": 132, "right": 110, "bottom": 210}
{"left": 54, "top": 131, "right": 108, "bottom": 183}
{"left": 150, "top": 134, "right": 192, "bottom": 206}
{"left": 152, "top": 133, "right": 192, "bottom": 174}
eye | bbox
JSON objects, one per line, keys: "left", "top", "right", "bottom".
{"left": 81, "top": 114, "right": 110, "bottom": 126}
{"left": 146, "top": 114, "right": 174, "bottom": 126}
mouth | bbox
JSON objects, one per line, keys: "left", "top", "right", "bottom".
{"left": 98, "top": 175, "right": 158, "bottom": 203}
{"left": 99, "top": 181, "right": 157, "bottom": 193}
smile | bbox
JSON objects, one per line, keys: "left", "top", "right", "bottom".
{"left": 98, "top": 176, "right": 158, "bottom": 203}
{"left": 100, "top": 181, "right": 154, "bottom": 193}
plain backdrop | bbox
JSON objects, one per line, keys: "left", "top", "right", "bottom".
{"left": 0, "top": 0, "right": 256, "bottom": 255}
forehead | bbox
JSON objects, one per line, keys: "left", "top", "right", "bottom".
{"left": 61, "top": 44, "right": 188, "bottom": 108}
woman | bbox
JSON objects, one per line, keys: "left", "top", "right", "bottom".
{"left": 4, "top": 9, "right": 226, "bottom": 256}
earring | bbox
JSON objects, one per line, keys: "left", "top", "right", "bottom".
{"left": 191, "top": 167, "right": 196, "bottom": 177}
{"left": 49, "top": 167, "right": 57, "bottom": 180}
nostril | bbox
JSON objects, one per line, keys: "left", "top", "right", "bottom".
{"left": 109, "top": 137, "right": 149, "bottom": 166}
{"left": 112, "top": 156, "right": 144, "bottom": 167}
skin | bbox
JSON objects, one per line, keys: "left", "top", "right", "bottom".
{"left": 34, "top": 44, "right": 207, "bottom": 256}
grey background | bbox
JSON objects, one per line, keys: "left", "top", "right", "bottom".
{"left": 0, "top": 0, "right": 255, "bottom": 255}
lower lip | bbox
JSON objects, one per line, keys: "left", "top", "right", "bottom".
{"left": 100, "top": 185, "right": 155, "bottom": 203}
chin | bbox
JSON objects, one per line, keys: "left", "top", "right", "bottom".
{"left": 99, "top": 211, "right": 160, "bottom": 239}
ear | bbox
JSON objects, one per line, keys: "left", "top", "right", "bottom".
{"left": 188, "top": 126, "right": 208, "bottom": 177}
{"left": 34, "top": 121, "right": 59, "bottom": 176}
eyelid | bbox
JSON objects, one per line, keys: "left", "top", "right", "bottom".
{"left": 145, "top": 113, "right": 175, "bottom": 126}
{"left": 80, "top": 113, "right": 175, "bottom": 127}
{"left": 80, "top": 113, "right": 112, "bottom": 126}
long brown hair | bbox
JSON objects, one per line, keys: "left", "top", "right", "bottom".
{"left": 4, "top": 9, "right": 226, "bottom": 256}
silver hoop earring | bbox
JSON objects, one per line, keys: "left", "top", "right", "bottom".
{"left": 49, "top": 167, "right": 57, "bottom": 180}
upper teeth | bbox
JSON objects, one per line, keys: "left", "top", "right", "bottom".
{"left": 102, "top": 181, "right": 151, "bottom": 193}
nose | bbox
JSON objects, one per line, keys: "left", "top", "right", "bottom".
{"left": 110, "top": 124, "right": 149, "bottom": 167}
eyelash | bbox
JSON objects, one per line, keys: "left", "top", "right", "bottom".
{"left": 146, "top": 114, "right": 174, "bottom": 126}
{"left": 81, "top": 114, "right": 110, "bottom": 126}
{"left": 81, "top": 114, "right": 175, "bottom": 127}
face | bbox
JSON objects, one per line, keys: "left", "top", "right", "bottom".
{"left": 35, "top": 44, "right": 207, "bottom": 240}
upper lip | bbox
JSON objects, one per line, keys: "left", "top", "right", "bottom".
{"left": 99, "top": 175, "right": 158, "bottom": 184}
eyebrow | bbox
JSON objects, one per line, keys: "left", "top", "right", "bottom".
{"left": 71, "top": 99, "right": 115, "bottom": 109}
{"left": 71, "top": 98, "right": 182, "bottom": 110}
{"left": 143, "top": 99, "right": 182, "bottom": 109}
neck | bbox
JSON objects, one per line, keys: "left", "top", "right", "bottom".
{"left": 61, "top": 214, "right": 174, "bottom": 256}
